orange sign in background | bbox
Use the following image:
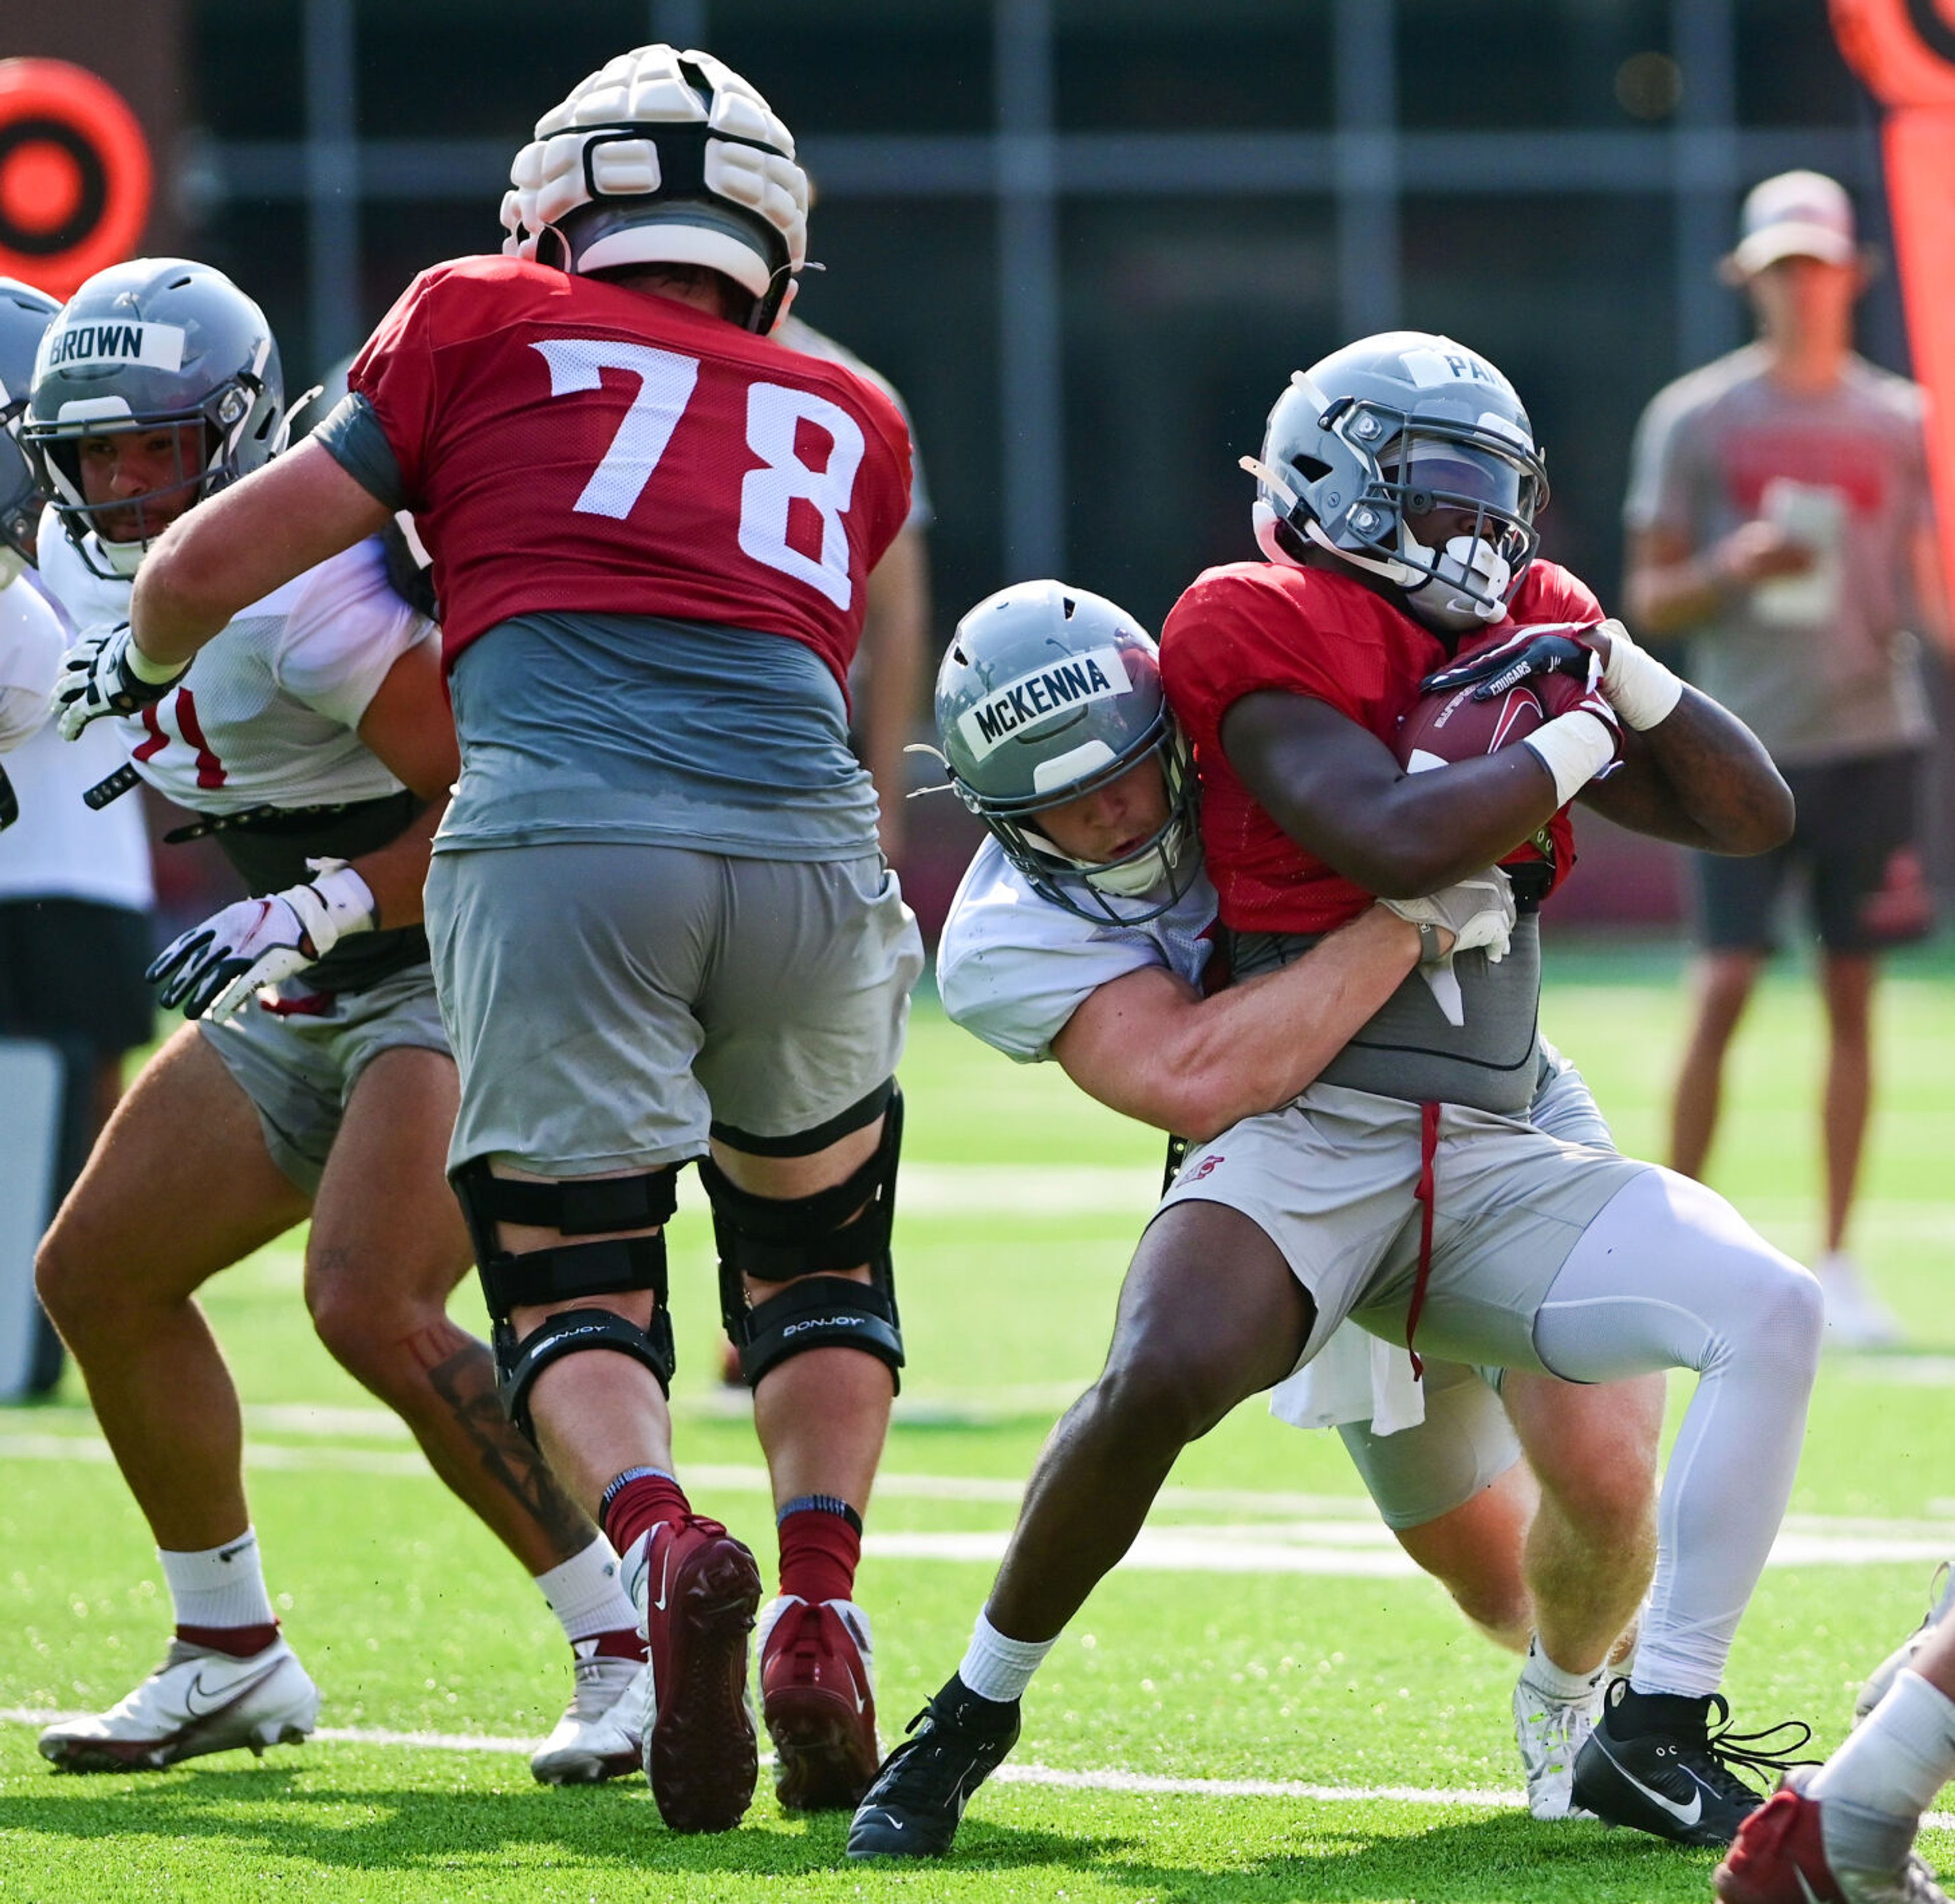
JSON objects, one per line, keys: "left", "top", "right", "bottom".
{"left": 1832, "top": 0, "right": 1955, "bottom": 603}
{"left": 0, "top": 59, "right": 152, "bottom": 301}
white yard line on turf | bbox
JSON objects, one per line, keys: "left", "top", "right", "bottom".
{"left": 6, "top": 1433, "right": 1953, "bottom": 1570}
{"left": 0, "top": 1706, "right": 1948, "bottom": 1827}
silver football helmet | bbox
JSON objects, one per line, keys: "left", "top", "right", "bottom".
{"left": 1243, "top": 331, "right": 1549, "bottom": 633}
{"left": 24, "top": 258, "right": 287, "bottom": 579}
{"left": 501, "top": 44, "right": 807, "bottom": 333}
{"left": 0, "top": 278, "right": 60, "bottom": 578}
{"left": 934, "top": 579, "right": 1199, "bottom": 924}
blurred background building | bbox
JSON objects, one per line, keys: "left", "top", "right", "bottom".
{"left": 9, "top": 0, "right": 1941, "bottom": 935}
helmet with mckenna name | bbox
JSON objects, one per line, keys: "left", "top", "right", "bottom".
{"left": 934, "top": 579, "right": 1200, "bottom": 925}
{"left": 0, "top": 277, "right": 61, "bottom": 577}
{"left": 24, "top": 257, "right": 286, "bottom": 580}
{"left": 500, "top": 44, "right": 807, "bottom": 333}
{"left": 1243, "top": 331, "right": 1548, "bottom": 634}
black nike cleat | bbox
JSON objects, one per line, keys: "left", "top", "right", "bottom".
{"left": 846, "top": 1674, "right": 1020, "bottom": 1859}
{"left": 1571, "top": 1680, "right": 1817, "bottom": 1849}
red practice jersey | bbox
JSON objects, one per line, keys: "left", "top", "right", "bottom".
{"left": 347, "top": 256, "right": 914, "bottom": 687}
{"left": 1160, "top": 558, "right": 1604, "bottom": 934}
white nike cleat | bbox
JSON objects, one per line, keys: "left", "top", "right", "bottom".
{"left": 529, "top": 1648, "right": 648, "bottom": 1785}
{"left": 1512, "top": 1644, "right": 1605, "bottom": 1821}
{"left": 39, "top": 1635, "right": 319, "bottom": 1773}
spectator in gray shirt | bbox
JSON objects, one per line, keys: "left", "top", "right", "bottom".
{"left": 1624, "top": 170, "right": 1947, "bottom": 1347}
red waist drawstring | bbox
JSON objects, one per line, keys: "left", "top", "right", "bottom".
{"left": 1406, "top": 1100, "right": 1441, "bottom": 1380}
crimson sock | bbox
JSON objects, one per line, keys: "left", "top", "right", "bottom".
{"left": 177, "top": 1621, "right": 280, "bottom": 1658}
{"left": 600, "top": 1467, "right": 691, "bottom": 1560}
{"left": 777, "top": 1495, "right": 863, "bottom": 1606}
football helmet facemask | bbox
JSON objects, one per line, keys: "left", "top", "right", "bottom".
{"left": 1243, "top": 331, "right": 1549, "bottom": 634}
{"left": 0, "top": 278, "right": 61, "bottom": 581}
{"left": 24, "top": 258, "right": 287, "bottom": 580}
{"left": 934, "top": 580, "right": 1200, "bottom": 925}
{"left": 501, "top": 44, "right": 807, "bottom": 334}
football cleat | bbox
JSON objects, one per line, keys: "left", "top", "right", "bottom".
{"left": 38, "top": 1634, "right": 319, "bottom": 1773}
{"left": 623, "top": 1515, "right": 763, "bottom": 1833}
{"left": 1818, "top": 1254, "right": 1905, "bottom": 1350}
{"left": 1511, "top": 1646, "right": 1605, "bottom": 1820}
{"left": 1857, "top": 1564, "right": 1955, "bottom": 1724}
{"left": 847, "top": 1674, "right": 1020, "bottom": 1859}
{"left": 529, "top": 1642, "right": 648, "bottom": 1785}
{"left": 1571, "top": 1680, "right": 1816, "bottom": 1848}
{"left": 759, "top": 1594, "right": 879, "bottom": 1811}
{"left": 1714, "top": 1769, "right": 1949, "bottom": 1904}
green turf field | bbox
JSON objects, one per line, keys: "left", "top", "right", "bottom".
{"left": 6, "top": 942, "right": 1955, "bottom": 1900}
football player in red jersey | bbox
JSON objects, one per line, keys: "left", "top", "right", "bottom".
{"left": 850, "top": 335, "right": 1818, "bottom": 1861}
{"left": 83, "top": 47, "right": 924, "bottom": 1832}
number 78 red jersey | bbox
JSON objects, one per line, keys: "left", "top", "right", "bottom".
{"left": 347, "top": 255, "right": 914, "bottom": 689}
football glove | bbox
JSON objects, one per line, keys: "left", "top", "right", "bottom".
{"left": 1381, "top": 867, "right": 1516, "bottom": 966}
{"left": 146, "top": 859, "right": 375, "bottom": 1023}
{"left": 1419, "top": 622, "right": 1602, "bottom": 703}
{"left": 53, "top": 623, "right": 188, "bottom": 741}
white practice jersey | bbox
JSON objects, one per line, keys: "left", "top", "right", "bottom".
{"left": 937, "top": 835, "right": 1221, "bottom": 1061}
{"left": 937, "top": 833, "right": 1428, "bottom": 1439}
{"left": 38, "top": 524, "right": 435, "bottom": 816}
{"left": 0, "top": 575, "right": 63, "bottom": 751}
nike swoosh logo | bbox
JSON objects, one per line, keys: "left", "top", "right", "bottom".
{"left": 1596, "top": 1737, "right": 1703, "bottom": 1828}
{"left": 183, "top": 1661, "right": 277, "bottom": 1719}
{"left": 217, "top": 1540, "right": 252, "bottom": 1562}
{"left": 650, "top": 1546, "right": 676, "bottom": 1615}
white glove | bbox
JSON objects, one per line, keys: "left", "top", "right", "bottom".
{"left": 145, "top": 858, "right": 375, "bottom": 1023}
{"left": 1381, "top": 870, "right": 1516, "bottom": 1029}
{"left": 1593, "top": 617, "right": 1686, "bottom": 731}
{"left": 1380, "top": 867, "right": 1516, "bottom": 965}
{"left": 52, "top": 623, "right": 187, "bottom": 741}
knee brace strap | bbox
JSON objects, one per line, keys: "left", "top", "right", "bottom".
{"left": 737, "top": 1274, "right": 903, "bottom": 1388}
{"left": 494, "top": 1303, "right": 677, "bottom": 1439}
{"left": 695, "top": 1089, "right": 901, "bottom": 1283}
{"left": 451, "top": 1157, "right": 681, "bottom": 1261}
{"left": 478, "top": 1233, "right": 669, "bottom": 1314}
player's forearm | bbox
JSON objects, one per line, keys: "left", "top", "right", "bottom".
{"left": 858, "top": 535, "right": 928, "bottom": 860}
{"left": 1625, "top": 553, "right": 1729, "bottom": 637}
{"left": 132, "top": 443, "right": 392, "bottom": 667}
{"left": 344, "top": 797, "right": 445, "bottom": 931}
{"left": 1155, "top": 907, "right": 1420, "bottom": 1140}
{"left": 1580, "top": 689, "right": 1791, "bottom": 854}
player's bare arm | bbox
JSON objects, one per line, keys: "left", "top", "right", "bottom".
{"left": 133, "top": 440, "right": 390, "bottom": 669}
{"left": 1052, "top": 906, "right": 1422, "bottom": 1141}
{"left": 1623, "top": 520, "right": 1814, "bottom": 637}
{"left": 1221, "top": 689, "right": 1562, "bottom": 898}
{"left": 857, "top": 525, "right": 929, "bottom": 862}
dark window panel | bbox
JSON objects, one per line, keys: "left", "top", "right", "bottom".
{"left": 1734, "top": 0, "right": 1866, "bottom": 125}
{"left": 1397, "top": 0, "right": 1671, "bottom": 131}
{"left": 193, "top": 0, "right": 305, "bottom": 139}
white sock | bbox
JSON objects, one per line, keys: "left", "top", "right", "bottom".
{"left": 160, "top": 1530, "right": 277, "bottom": 1633}
{"left": 534, "top": 1535, "right": 640, "bottom": 1644}
{"left": 1812, "top": 1670, "right": 1955, "bottom": 1821}
{"left": 958, "top": 1609, "right": 1056, "bottom": 1703}
{"left": 1522, "top": 1637, "right": 1604, "bottom": 1703}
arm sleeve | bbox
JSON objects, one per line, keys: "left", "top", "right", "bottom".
{"left": 271, "top": 539, "right": 438, "bottom": 732}
{"left": 312, "top": 393, "right": 407, "bottom": 512}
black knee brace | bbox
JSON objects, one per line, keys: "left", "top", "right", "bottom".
{"left": 700, "top": 1085, "right": 904, "bottom": 1391}
{"left": 450, "top": 1158, "right": 684, "bottom": 1440}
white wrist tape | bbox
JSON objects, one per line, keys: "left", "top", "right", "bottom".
{"left": 285, "top": 858, "right": 376, "bottom": 958}
{"left": 1522, "top": 710, "right": 1617, "bottom": 806}
{"left": 1597, "top": 619, "right": 1684, "bottom": 731}
{"left": 124, "top": 637, "right": 187, "bottom": 685}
